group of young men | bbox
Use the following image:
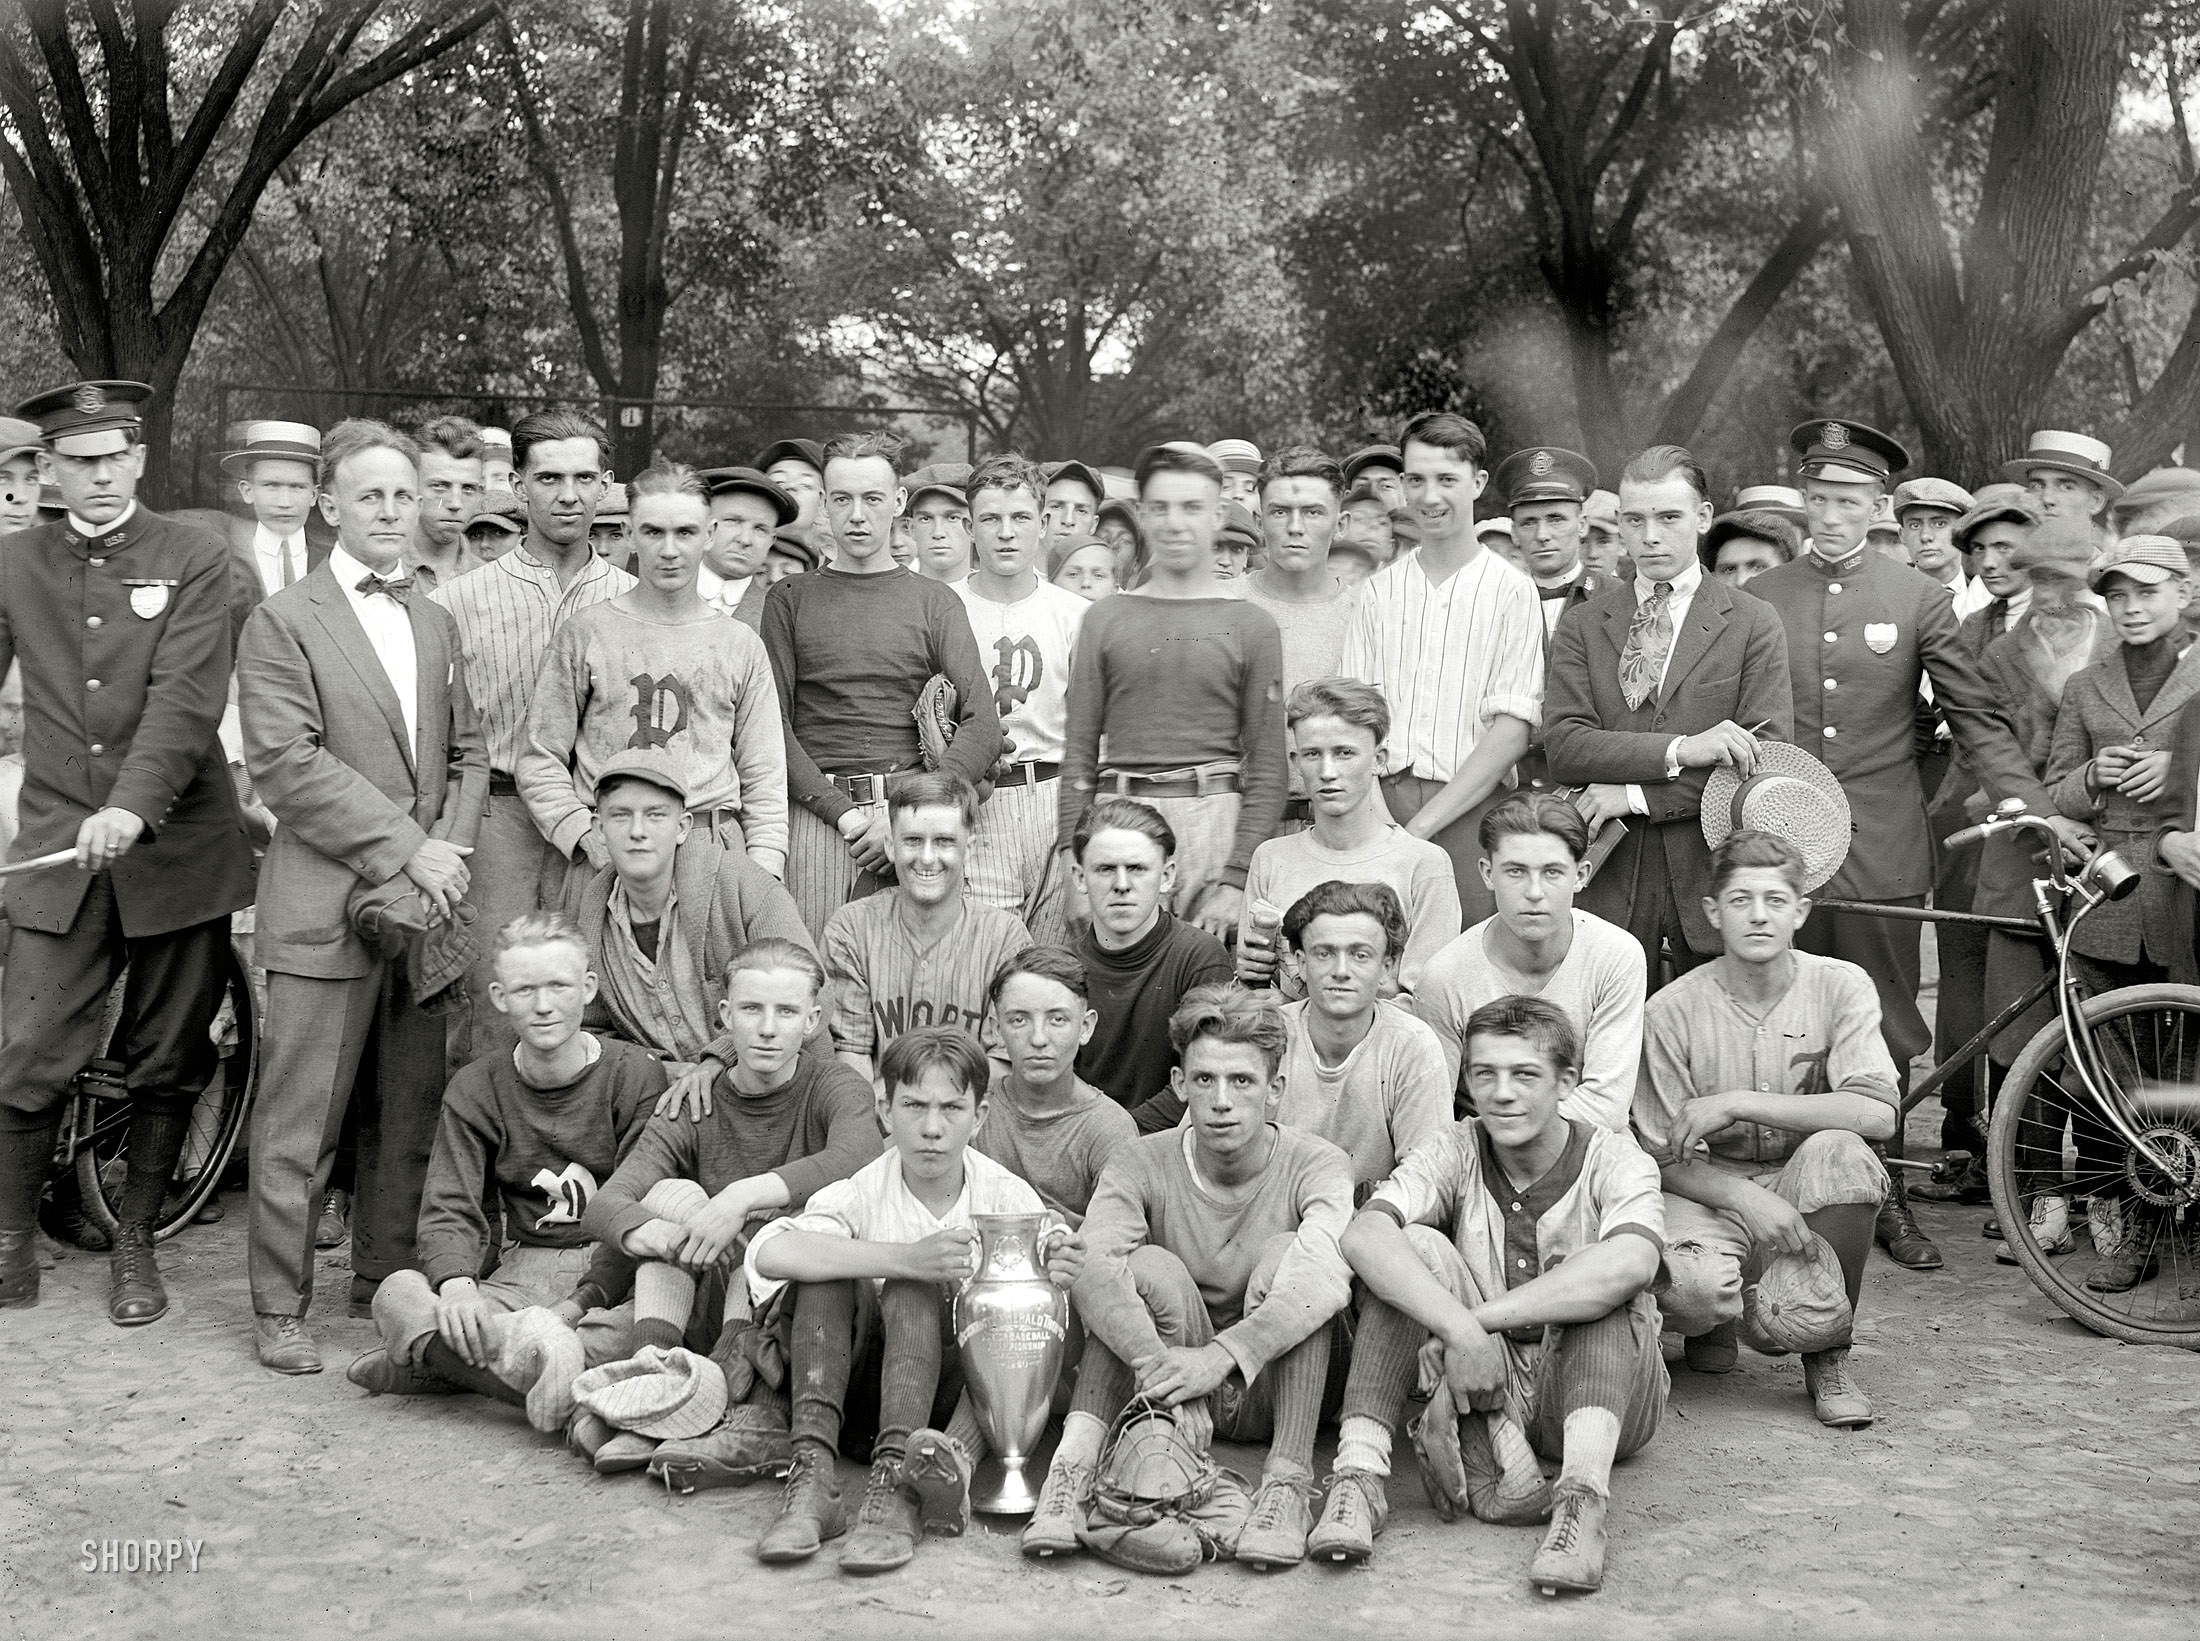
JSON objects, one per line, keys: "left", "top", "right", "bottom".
{"left": 4, "top": 374, "right": 2193, "bottom": 1597}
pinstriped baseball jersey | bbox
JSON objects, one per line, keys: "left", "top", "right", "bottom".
{"left": 1338, "top": 548, "right": 1544, "bottom": 781}
{"left": 821, "top": 892, "right": 1034, "bottom": 1058}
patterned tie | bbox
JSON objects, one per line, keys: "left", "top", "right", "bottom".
{"left": 279, "top": 537, "right": 299, "bottom": 588}
{"left": 355, "top": 572, "right": 412, "bottom": 605}
{"left": 1618, "top": 581, "right": 1674, "bottom": 711}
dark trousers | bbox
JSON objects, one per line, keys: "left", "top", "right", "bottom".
{"left": 1381, "top": 773, "right": 1503, "bottom": 926}
{"left": 1798, "top": 897, "right": 1928, "bottom": 1154}
{"left": 247, "top": 961, "right": 447, "bottom": 1314}
{"left": 1589, "top": 824, "right": 1714, "bottom": 991}
{"left": 786, "top": 1278, "right": 963, "bottom": 1462}
{"left": 0, "top": 879, "right": 231, "bottom": 1230}
{"left": 2014, "top": 952, "right": 2168, "bottom": 1199}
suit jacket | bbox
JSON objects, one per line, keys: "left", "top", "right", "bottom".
{"left": 1750, "top": 546, "right": 2053, "bottom": 901}
{"left": 0, "top": 507, "right": 256, "bottom": 938}
{"left": 2152, "top": 690, "right": 2200, "bottom": 956}
{"left": 224, "top": 513, "right": 334, "bottom": 616}
{"left": 239, "top": 560, "right": 487, "bottom": 979}
{"left": 1972, "top": 607, "right": 2110, "bottom": 920}
{"left": 1517, "top": 567, "right": 1607, "bottom": 790}
{"left": 1544, "top": 573, "right": 1793, "bottom": 952}
{"left": 2045, "top": 640, "right": 2200, "bottom": 971}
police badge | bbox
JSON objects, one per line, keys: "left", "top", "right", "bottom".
{"left": 1864, "top": 621, "right": 1897, "bottom": 654}
{"left": 128, "top": 582, "right": 170, "bottom": 619}
{"left": 72, "top": 383, "right": 106, "bottom": 417}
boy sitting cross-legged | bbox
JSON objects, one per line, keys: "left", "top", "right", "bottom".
{"left": 1639, "top": 829, "right": 1897, "bottom": 1428}
{"left": 1323, "top": 996, "right": 1667, "bottom": 1596}
{"left": 350, "top": 914, "right": 664, "bottom": 1428}
{"left": 572, "top": 938, "right": 881, "bottom": 1482}
{"left": 1024, "top": 983, "right": 1355, "bottom": 1574}
{"left": 742, "top": 1026, "right": 1082, "bottom": 1575}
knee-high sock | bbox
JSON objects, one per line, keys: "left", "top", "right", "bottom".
{"left": 118, "top": 1095, "right": 195, "bottom": 1228}
{"left": 943, "top": 1390, "right": 990, "bottom": 1462}
{"left": 635, "top": 1260, "right": 698, "bottom": 1347}
{"left": 1805, "top": 1203, "right": 1875, "bottom": 1321}
{"left": 1263, "top": 1326, "right": 1331, "bottom": 1477}
{"left": 788, "top": 1279, "right": 861, "bottom": 1455}
{"left": 1556, "top": 1408, "right": 1621, "bottom": 1497}
{"left": 0, "top": 1107, "right": 61, "bottom": 1235}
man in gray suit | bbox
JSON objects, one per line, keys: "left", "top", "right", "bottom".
{"left": 1544, "top": 445, "right": 1794, "bottom": 981}
{"left": 239, "top": 418, "right": 488, "bottom": 1374}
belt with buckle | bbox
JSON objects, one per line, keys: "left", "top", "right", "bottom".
{"left": 992, "top": 761, "right": 1061, "bottom": 789}
{"left": 828, "top": 768, "right": 923, "bottom": 805}
{"left": 1098, "top": 762, "right": 1241, "bottom": 799}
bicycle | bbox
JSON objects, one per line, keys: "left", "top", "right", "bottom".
{"left": 1826, "top": 809, "right": 2200, "bottom": 1348}
{"left": 45, "top": 931, "right": 260, "bottom": 1243}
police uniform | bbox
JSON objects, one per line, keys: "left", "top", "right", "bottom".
{"left": 1498, "top": 447, "right": 1604, "bottom": 791}
{"left": 0, "top": 380, "right": 257, "bottom": 1320}
{"left": 1746, "top": 422, "right": 2053, "bottom": 1256}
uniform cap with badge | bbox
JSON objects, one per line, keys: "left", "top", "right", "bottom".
{"left": 1496, "top": 446, "right": 1597, "bottom": 509}
{"left": 16, "top": 379, "right": 153, "bottom": 459}
{"left": 1788, "top": 419, "right": 1910, "bottom": 487}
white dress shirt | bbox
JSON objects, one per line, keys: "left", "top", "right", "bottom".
{"left": 329, "top": 544, "right": 419, "bottom": 759}
{"left": 252, "top": 522, "right": 308, "bottom": 598}
{"left": 696, "top": 563, "right": 750, "bottom": 616}
{"left": 1623, "top": 561, "right": 1703, "bottom": 814}
{"left": 68, "top": 501, "right": 138, "bottom": 538}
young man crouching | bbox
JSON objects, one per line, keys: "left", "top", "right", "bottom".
{"left": 350, "top": 915, "right": 664, "bottom": 1429}
{"left": 1026, "top": 983, "right": 1354, "bottom": 1573}
{"left": 1639, "top": 830, "right": 1896, "bottom": 1427}
{"left": 1327, "top": 996, "right": 1666, "bottom": 1595}
{"left": 574, "top": 938, "right": 880, "bottom": 1482}
{"left": 742, "top": 1027, "right": 1081, "bottom": 1575}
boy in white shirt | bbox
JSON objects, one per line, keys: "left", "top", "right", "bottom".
{"left": 955, "top": 454, "right": 1089, "bottom": 942}
{"left": 743, "top": 1026, "right": 1082, "bottom": 1574}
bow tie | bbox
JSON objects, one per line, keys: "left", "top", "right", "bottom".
{"left": 1537, "top": 581, "right": 1575, "bottom": 600}
{"left": 356, "top": 572, "right": 412, "bottom": 605}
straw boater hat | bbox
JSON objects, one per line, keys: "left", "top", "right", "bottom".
{"left": 2002, "top": 430, "right": 2124, "bottom": 501}
{"left": 220, "top": 420, "right": 322, "bottom": 477}
{"left": 1701, "top": 741, "right": 1852, "bottom": 892}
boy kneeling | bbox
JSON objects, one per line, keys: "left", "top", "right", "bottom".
{"left": 351, "top": 915, "right": 663, "bottom": 1427}
{"left": 1639, "top": 830, "right": 1896, "bottom": 1428}
{"left": 743, "top": 1026, "right": 1080, "bottom": 1574}
{"left": 576, "top": 937, "right": 880, "bottom": 1481}
{"left": 1027, "top": 983, "right": 1354, "bottom": 1574}
{"left": 1329, "top": 996, "right": 1666, "bottom": 1596}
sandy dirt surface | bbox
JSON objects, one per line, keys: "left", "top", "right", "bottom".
{"left": 6, "top": 1149, "right": 2198, "bottom": 1641}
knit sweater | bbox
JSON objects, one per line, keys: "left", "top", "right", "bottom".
{"left": 761, "top": 566, "right": 1001, "bottom": 825}
{"left": 1075, "top": 1125, "right": 1354, "bottom": 1383}
{"left": 413, "top": 1039, "right": 664, "bottom": 1290}
{"left": 582, "top": 1053, "right": 881, "bottom": 1247}
{"left": 1056, "top": 594, "right": 1287, "bottom": 884}
{"left": 973, "top": 1075, "right": 1138, "bottom": 1223}
{"left": 1075, "top": 912, "right": 1234, "bottom": 1108}
{"left": 517, "top": 600, "right": 789, "bottom": 860}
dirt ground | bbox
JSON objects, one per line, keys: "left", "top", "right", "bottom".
{"left": 6, "top": 1129, "right": 2198, "bottom": 1641}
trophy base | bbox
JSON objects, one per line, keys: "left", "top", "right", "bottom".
{"left": 971, "top": 1451, "right": 1048, "bottom": 1516}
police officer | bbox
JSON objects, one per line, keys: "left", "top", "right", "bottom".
{"left": 1501, "top": 445, "right": 1603, "bottom": 792}
{"left": 0, "top": 380, "right": 256, "bottom": 1323}
{"left": 1746, "top": 420, "right": 2089, "bottom": 1272}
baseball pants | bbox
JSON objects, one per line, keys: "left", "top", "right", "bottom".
{"left": 966, "top": 775, "right": 1069, "bottom": 945}
{"left": 785, "top": 802, "right": 887, "bottom": 942}
{"left": 372, "top": 1243, "right": 634, "bottom": 1370}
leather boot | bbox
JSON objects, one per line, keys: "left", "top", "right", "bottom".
{"left": 0, "top": 1225, "right": 40, "bottom": 1309}
{"left": 108, "top": 1221, "right": 168, "bottom": 1326}
{"left": 1875, "top": 1173, "right": 1943, "bottom": 1270}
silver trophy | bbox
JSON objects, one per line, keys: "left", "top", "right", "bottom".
{"left": 954, "top": 1213, "right": 1071, "bottom": 1513}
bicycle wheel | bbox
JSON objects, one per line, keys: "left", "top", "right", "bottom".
{"left": 1986, "top": 982, "right": 2200, "bottom": 1348}
{"left": 76, "top": 935, "right": 258, "bottom": 1243}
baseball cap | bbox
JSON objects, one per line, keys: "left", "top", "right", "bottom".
{"left": 592, "top": 748, "right": 690, "bottom": 807}
{"left": 906, "top": 462, "right": 972, "bottom": 510}
{"left": 2087, "top": 533, "right": 2192, "bottom": 590}
{"left": 1740, "top": 1232, "right": 1854, "bottom": 1355}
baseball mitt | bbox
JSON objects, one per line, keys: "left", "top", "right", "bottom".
{"left": 914, "top": 673, "right": 959, "bottom": 771}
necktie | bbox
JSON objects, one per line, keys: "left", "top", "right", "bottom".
{"left": 1986, "top": 597, "right": 2010, "bottom": 641}
{"left": 1618, "top": 581, "right": 1674, "bottom": 711}
{"left": 280, "top": 537, "right": 300, "bottom": 588}
{"left": 355, "top": 572, "right": 412, "bottom": 605}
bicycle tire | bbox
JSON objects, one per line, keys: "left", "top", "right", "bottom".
{"left": 76, "top": 935, "right": 258, "bottom": 1243}
{"left": 1986, "top": 982, "right": 2200, "bottom": 1349}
